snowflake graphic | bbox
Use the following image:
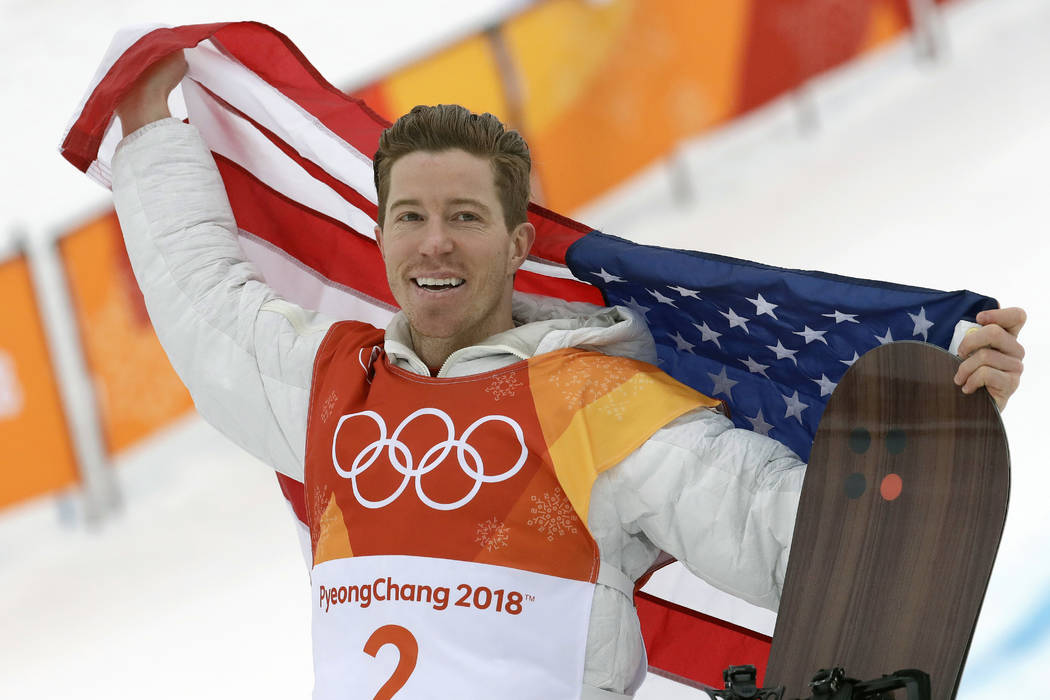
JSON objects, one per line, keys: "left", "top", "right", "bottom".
{"left": 527, "top": 490, "right": 579, "bottom": 543}
{"left": 320, "top": 389, "right": 339, "bottom": 423}
{"left": 550, "top": 356, "right": 652, "bottom": 421}
{"left": 598, "top": 373, "right": 655, "bottom": 421}
{"left": 308, "top": 485, "right": 332, "bottom": 558}
{"left": 475, "top": 518, "right": 511, "bottom": 552}
{"left": 485, "top": 373, "right": 523, "bottom": 402}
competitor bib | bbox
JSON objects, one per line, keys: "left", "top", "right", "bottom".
{"left": 304, "top": 321, "right": 717, "bottom": 699}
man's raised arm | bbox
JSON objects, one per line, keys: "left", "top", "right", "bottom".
{"left": 112, "top": 51, "right": 331, "bottom": 481}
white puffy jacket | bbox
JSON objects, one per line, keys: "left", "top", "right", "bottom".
{"left": 111, "top": 118, "right": 805, "bottom": 697}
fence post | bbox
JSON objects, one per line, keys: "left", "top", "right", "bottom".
{"left": 792, "top": 84, "right": 821, "bottom": 136}
{"left": 909, "top": 0, "right": 948, "bottom": 62}
{"left": 668, "top": 146, "right": 697, "bottom": 207}
{"left": 22, "top": 225, "right": 119, "bottom": 525}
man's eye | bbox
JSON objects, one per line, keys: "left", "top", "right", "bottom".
{"left": 398, "top": 212, "right": 422, "bottom": 222}
{"left": 454, "top": 212, "right": 479, "bottom": 222}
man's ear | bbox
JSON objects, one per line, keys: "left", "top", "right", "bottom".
{"left": 374, "top": 224, "right": 385, "bottom": 258}
{"left": 508, "top": 222, "right": 536, "bottom": 273}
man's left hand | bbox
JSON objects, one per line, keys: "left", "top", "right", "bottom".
{"left": 954, "top": 307, "right": 1026, "bottom": 411}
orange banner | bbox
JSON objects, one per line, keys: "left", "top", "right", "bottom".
{"left": 0, "top": 253, "right": 79, "bottom": 508}
{"left": 58, "top": 210, "right": 193, "bottom": 455}
{"left": 350, "top": 0, "right": 931, "bottom": 213}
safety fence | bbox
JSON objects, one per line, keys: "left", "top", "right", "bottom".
{"left": 0, "top": 0, "right": 951, "bottom": 517}
{"left": 350, "top": 0, "right": 952, "bottom": 212}
{"left": 1, "top": 212, "right": 192, "bottom": 518}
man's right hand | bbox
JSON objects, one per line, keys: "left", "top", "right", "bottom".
{"left": 116, "top": 50, "right": 189, "bottom": 137}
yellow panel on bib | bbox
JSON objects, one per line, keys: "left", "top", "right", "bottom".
{"left": 529, "top": 351, "right": 719, "bottom": 527}
{"left": 315, "top": 492, "right": 354, "bottom": 566}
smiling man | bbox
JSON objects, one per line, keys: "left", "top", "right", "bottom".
{"left": 111, "top": 51, "right": 1026, "bottom": 699}
{"left": 374, "top": 136, "right": 535, "bottom": 373}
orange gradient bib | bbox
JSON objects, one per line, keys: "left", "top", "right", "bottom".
{"left": 304, "top": 321, "right": 717, "bottom": 699}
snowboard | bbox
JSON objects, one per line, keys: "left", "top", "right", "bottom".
{"left": 763, "top": 341, "right": 1010, "bottom": 699}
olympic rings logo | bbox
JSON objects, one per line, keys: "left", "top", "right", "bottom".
{"left": 331, "top": 408, "right": 528, "bottom": 511}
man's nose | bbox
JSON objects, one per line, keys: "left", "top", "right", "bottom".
{"left": 417, "top": 219, "right": 455, "bottom": 256}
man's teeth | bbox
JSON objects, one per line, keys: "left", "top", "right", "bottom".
{"left": 415, "top": 277, "right": 464, "bottom": 288}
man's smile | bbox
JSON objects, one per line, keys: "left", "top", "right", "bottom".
{"left": 412, "top": 277, "right": 466, "bottom": 292}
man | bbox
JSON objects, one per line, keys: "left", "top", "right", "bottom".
{"left": 113, "top": 51, "right": 1026, "bottom": 699}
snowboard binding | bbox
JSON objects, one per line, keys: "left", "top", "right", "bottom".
{"left": 709, "top": 664, "right": 931, "bottom": 700}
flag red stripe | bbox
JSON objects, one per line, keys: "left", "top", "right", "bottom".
{"left": 276, "top": 473, "right": 309, "bottom": 528}
{"left": 210, "top": 23, "right": 390, "bottom": 151}
{"left": 527, "top": 201, "right": 592, "bottom": 264}
{"left": 193, "top": 82, "right": 381, "bottom": 222}
{"left": 636, "top": 590, "right": 772, "bottom": 687}
{"left": 214, "top": 155, "right": 397, "bottom": 306}
{"left": 515, "top": 268, "right": 603, "bottom": 304}
{"left": 62, "top": 24, "right": 233, "bottom": 170}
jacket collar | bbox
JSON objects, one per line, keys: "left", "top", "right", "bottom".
{"left": 383, "top": 292, "right": 657, "bottom": 378}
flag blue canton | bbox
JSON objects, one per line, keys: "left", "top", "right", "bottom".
{"left": 566, "top": 232, "right": 998, "bottom": 461}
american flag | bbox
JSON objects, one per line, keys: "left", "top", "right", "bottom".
{"left": 567, "top": 232, "right": 995, "bottom": 461}
{"left": 61, "top": 21, "right": 997, "bottom": 688}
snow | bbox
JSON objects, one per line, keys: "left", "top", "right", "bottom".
{"left": 1, "top": 0, "right": 1047, "bottom": 697}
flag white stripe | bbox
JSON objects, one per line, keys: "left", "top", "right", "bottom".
{"left": 185, "top": 80, "right": 379, "bottom": 238}
{"left": 185, "top": 39, "right": 378, "bottom": 202}
{"left": 520, "top": 257, "right": 579, "bottom": 280}
{"left": 239, "top": 232, "right": 396, "bottom": 328}
{"left": 60, "top": 23, "right": 164, "bottom": 162}
{"left": 640, "top": 562, "right": 776, "bottom": 635}
{"left": 85, "top": 126, "right": 118, "bottom": 189}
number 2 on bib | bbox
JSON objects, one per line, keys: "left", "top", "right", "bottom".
{"left": 363, "top": 625, "right": 419, "bottom": 700}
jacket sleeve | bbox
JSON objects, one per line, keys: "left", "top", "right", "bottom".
{"left": 111, "top": 118, "right": 332, "bottom": 481}
{"left": 602, "top": 407, "right": 804, "bottom": 611}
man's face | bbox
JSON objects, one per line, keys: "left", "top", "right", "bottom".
{"left": 376, "top": 149, "right": 534, "bottom": 356}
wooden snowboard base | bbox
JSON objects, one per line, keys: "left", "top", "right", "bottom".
{"left": 765, "top": 342, "right": 1010, "bottom": 699}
